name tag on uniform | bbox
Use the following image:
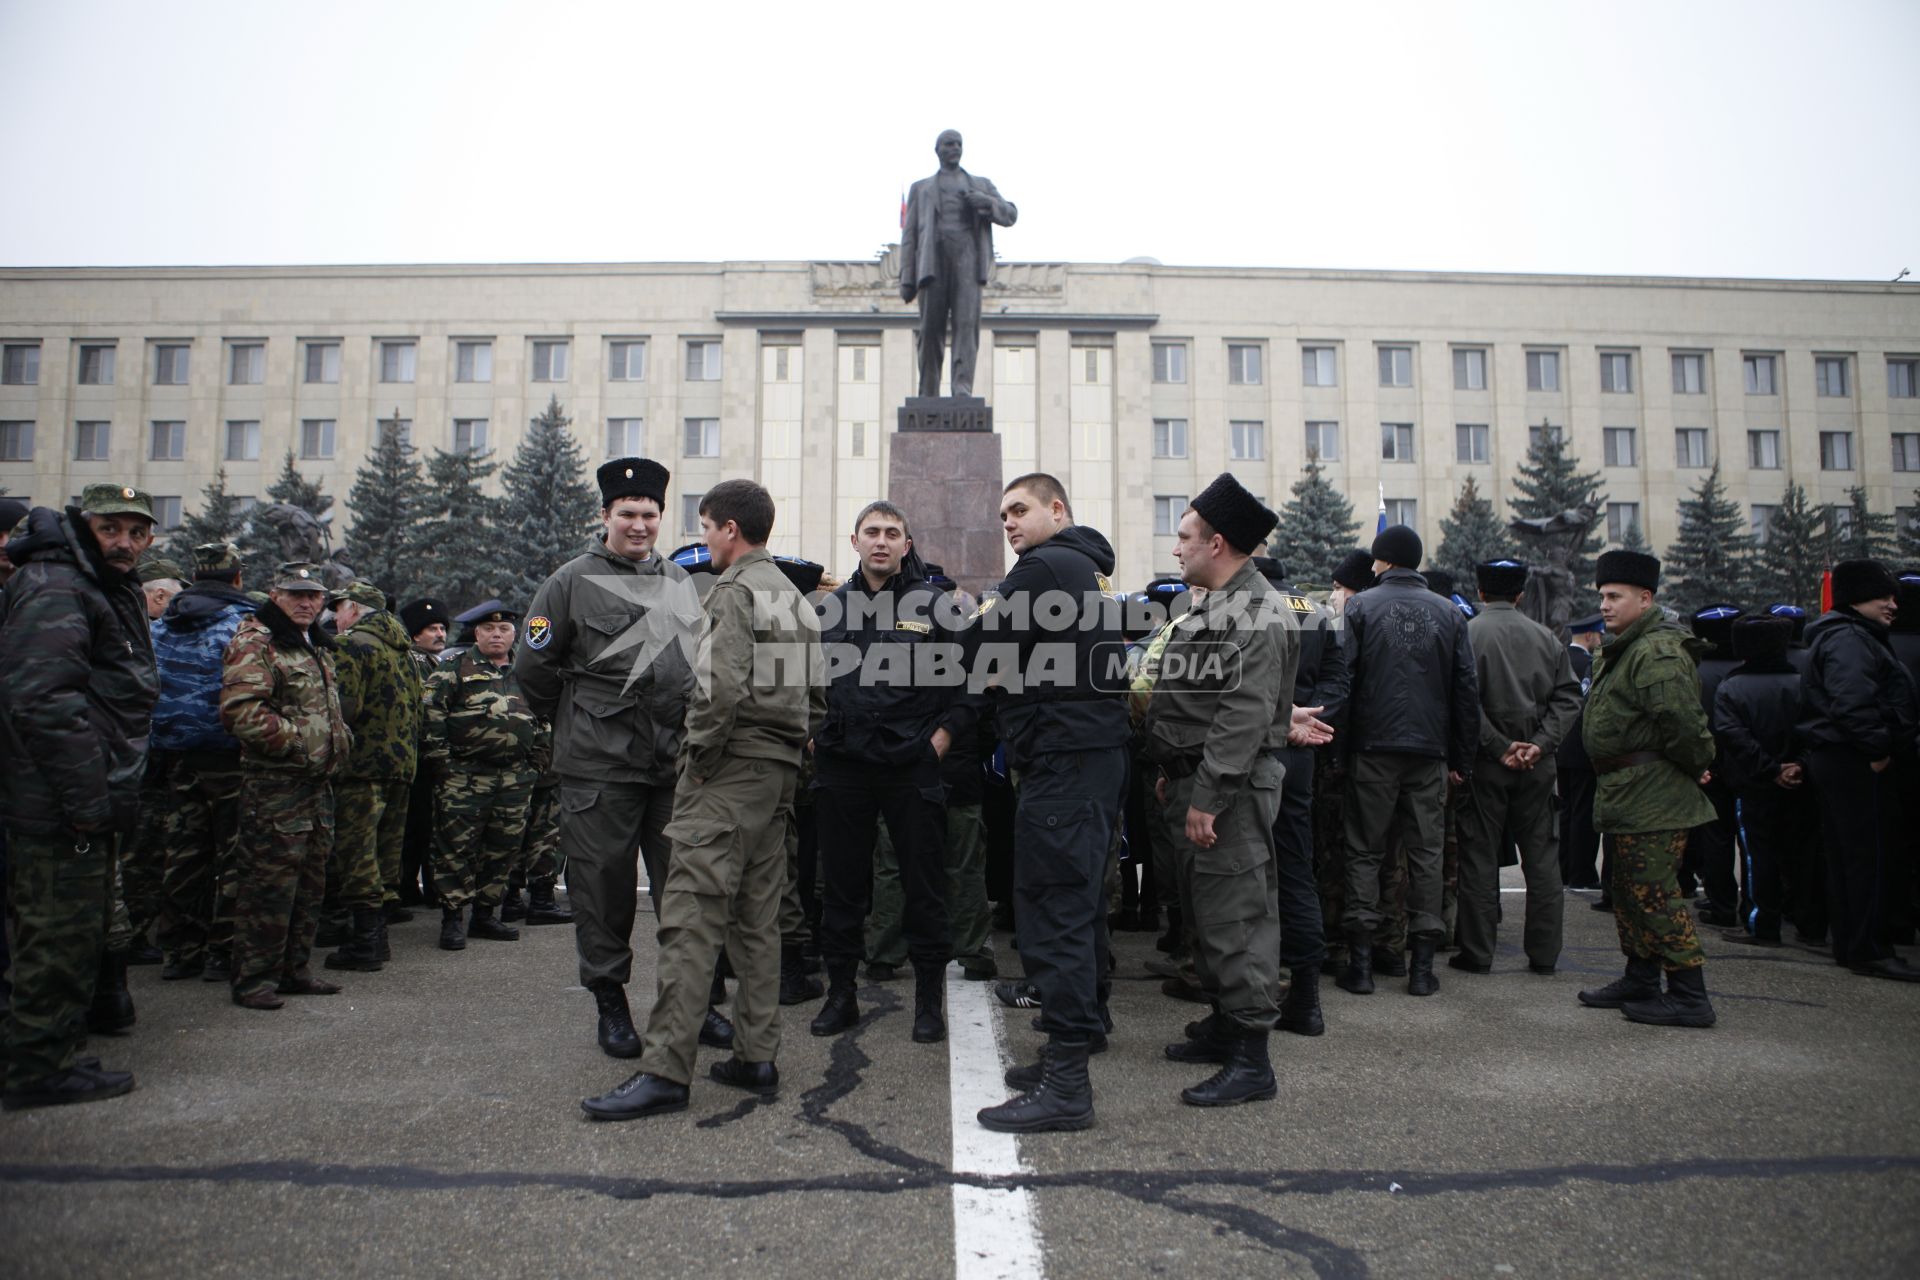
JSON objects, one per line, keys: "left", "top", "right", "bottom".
{"left": 896, "top": 621, "right": 932, "bottom": 635}
{"left": 461, "top": 673, "right": 493, "bottom": 683}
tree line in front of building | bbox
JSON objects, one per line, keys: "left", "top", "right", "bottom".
{"left": 141, "top": 403, "right": 1920, "bottom": 614}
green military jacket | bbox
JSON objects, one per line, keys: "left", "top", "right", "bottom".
{"left": 220, "top": 603, "right": 351, "bottom": 778}
{"left": 683, "top": 546, "right": 826, "bottom": 781}
{"left": 335, "top": 608, "right": 423, "bottom": 782}
{"left": 423, "top": 650, "right": 550, "bottom": 775}
{"left": 1581, "top": 607, "right": 1715, "bottom": 834}
{"left": 1468, "top": 602, "right": 1583, "bottom": 762}
{"left": 1140, "top": 558, "right": 1300, "bottom": 816}
{"left": 515, "top": 534, "right": 695, "bottom": 786}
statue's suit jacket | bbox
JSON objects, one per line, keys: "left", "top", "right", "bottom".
{"left": 900, "top": 167, "right": 1017, "bottom": 289}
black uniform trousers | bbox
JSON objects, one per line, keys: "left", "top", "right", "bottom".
{"left": 1013, "top": 745, "right": 1127, "bottom": 1041}
{"left": 1685, "top": 781, "right": 1740, "bottom": 912}
{"left": 1805, "top": 748, "right": 1904, "bottom": 967}
{"left": 814, "top": 754, "right": 951, "bottom": 970}
{"left": 1732, "top": 784, "right": 1813, "bottom": 936}
{"left": 1271, "top": 745, "right": 1328, "bottom": 969}
{"left": 1557, "top": 766, "right": 1599, "bottom": 888}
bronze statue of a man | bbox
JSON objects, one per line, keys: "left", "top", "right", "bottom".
{"left": 899, "top": 129, "right": 1017, "bottom": 398}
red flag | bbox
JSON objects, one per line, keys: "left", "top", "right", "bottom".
{"left": 1821, "top": 567, "right": 1833, "bottom": 613}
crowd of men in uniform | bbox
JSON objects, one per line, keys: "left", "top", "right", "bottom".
{"left": 1, "top": 463, "right": 1916, "bottom": 1129}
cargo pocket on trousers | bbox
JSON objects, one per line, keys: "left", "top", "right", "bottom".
{"left": 1015, "top": 796, "right": 1097, "bottom": 890}
{"left": 659, "top": 817, "right": 739, "bottom": 898}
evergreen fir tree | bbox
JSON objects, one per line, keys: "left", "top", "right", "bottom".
{"left": 237, "top": 452, "right": 336, "bottom": 587}
{"left": 165, "top": 467, "right": 247, "bottom": 564}
{"left": 344, "top": 415, "right": 430, "bottom": 599}
{"left": 1617, "top": 520, "right": 1651, "bottom": 555}
{"left": 498, "top": 396, "right": 598, "bottom": 609}
{"left": 1269, "top": 450, "right": 1361, "bottom": 584}
{"left": 412, "top": 445, "right": 506, "bottom": 609}
{"left": 1823, "top": 486, "right": 1897, "bottom": 565}
{"left": 1753, "top": 483, "right": 1825, "bottom": 613}
{"left": 1663, "top": 461, "right": 1755, "bottom": 613}
{"left": 1509, "top": 422, "right": 1607, "bottom": 582}
{"left": 264, "top": 450, "right": 332, "bottom": 516}
{"left": 1433, "top": 476, "right": 1516, "bottom": 584}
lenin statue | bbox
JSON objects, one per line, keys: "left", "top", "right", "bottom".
{"left": 899, "top": 129, "right": 1018, "bottom": 399}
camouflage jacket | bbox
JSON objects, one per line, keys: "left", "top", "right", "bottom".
{"left": 424, "top": 650, "right": 550, "bottom": 774}
{"left": 0, "top": 506, "right": 159, "bottom": 836}
{"left": 220, "top": 601, "right": 351, "bottom": 777}
{"left": 336, "top": 608, "right": 423, "bottom": 781}
{"left": 1582, "top": 607, "right": 1715, "bottom": 834}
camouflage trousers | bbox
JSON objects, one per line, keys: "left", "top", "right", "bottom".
{"left": 2, "top": 828, "right": 114, "bottom": 1091}
{"left": 232, "top": 774, "right": 334, "bottom": 998}
{"left": 157, "top": 756, "right": 244, "bottom": 966}
{"left": 508, "top": 784, "right": 561, "bottom": 889}
{"left": 332, "top": 779, "right": 410, "bottom": 911}
{"left": 1609, "top": 828, "right": 1705, "bottom": 970}
{"left": 434, "top": 768, "right": 536, "bottom": 912}
{"left": 122, "top": 755, "right": 174, "bottom": 943}
{"left": 867, "top": 804, "right": 996, "bottom": 974}
{"left": 1314, "top": 759, "right": 1409, "bottom": 961}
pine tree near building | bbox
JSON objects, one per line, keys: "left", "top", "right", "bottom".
{"left": 1509, "top": 423, "right": 1607, "bottom": 583}
{"left": 237, "top": 452, "right": 336, "bottom": 588}
{"left": 1617, "top": 521, "right": 1651, "bottom": 555}
{"left": 344, "top": 415, "right": 430, "bottom": 600}
{"left": 1434, "top": 476, "right": 1517, "bottom": 584}
{"left": 499, "top": 396, "right": 598, "bottom": 610}
{"left": 264, "top": 450, "right": 332, "bottom": 516}
{"left": 1663, "top": 461, "right": 1755, "bottom": 614}
{"left": 412, "top": 445, "right": 506, "bottom": 611}
{"left": 1753, "top": 483, "right": 1825, "bottom": 613}
{"left": 165, "top": 467, "right": 247, "bottom": 565}
{"left": 1823, "top": 486, "right": 1897, "bottom": 565}
{"left": 1269, "top": 449, "right": 1361, "bottom": 584}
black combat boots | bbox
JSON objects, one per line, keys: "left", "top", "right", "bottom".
{"left": 978, "top": 1038, "right": 1094, "bottom": 1133}
{"left": 911, "top": 963, "right": 947, "bottom": 1043}
{"left": 1336, "top": 931, "right": 1375, "bottom": 995}
{"left": 1278, "top": 964, "right": 1325, "bottom": 1036}
{"left": 525, "top": 879, "right": 573, "bottom": 925}
{"left": 1578, "top": 956, "right": 1662, "bottom": 1008}
{"left": 324, "top": 905, "right": 385, "bottom": 972}
{"left": 810, "top": 960, "right": 861, "bottom": 1036}
{"left": 780, "top": 943, "right": 824, "bottom": 1005}
{"left": 1004, "top": 1033, "right": 1108, "bottom": 1092}
{"left": 467, "top": 905, "right": 520, "bottom": 942}
{"left": 1621, "top": 966, "right": 1717, "bottom": 1028}
{"left": 1180, "top": 1032, "right": 1278, "bottom": 1107}
{"left": 1406, "top": 937, "right": 1439, "bottom": 997}
{"left": 86, "top": 951, "right": 135, "bottom": 1034}
{"left": 439, "top": 907, "right": 466, "bottom": 950}
{"left": 1166, "top": 1011, "right": 1232, "bottom": 1064}
{"left": 590, "top": 978, "right": 641, "bottom": 1058}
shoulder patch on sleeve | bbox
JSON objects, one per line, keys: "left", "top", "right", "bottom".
{"left": 525, "top": 615, "right": 552, "bottom": 649}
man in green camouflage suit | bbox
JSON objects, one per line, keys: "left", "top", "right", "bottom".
{"left": 425, "top": 601, "right": 548, "bottom": 950}
{"left": 0, "top": 485, "right": 160, "bottom": 1109}
{"left": 1575, "top": 550, "right": 1718, "bottom": 1028}
{"left": 223, "top": 562, "right": 353, "bottom": 1010}
{"left": 324, "top": 579, "right": 422, "bottom": 971}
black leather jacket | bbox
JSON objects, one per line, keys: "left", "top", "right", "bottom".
{"left": 1341, "top": 567, "right": 1479, "bottom": 772}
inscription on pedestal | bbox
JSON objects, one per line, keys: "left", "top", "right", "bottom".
{"left": 898, "top": 396, "right": 993, "bottom": 433}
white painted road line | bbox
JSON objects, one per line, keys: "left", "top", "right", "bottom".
{"left": 947, "top": 964, "right": 1045, "bottom": 1280}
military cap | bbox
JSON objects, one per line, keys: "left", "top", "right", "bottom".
{"left": 774, "top": 555, "right": 825, "bottom": 594}
{"left": 334, "top": 580, "right": 387, "bottom": 610}
{"left": 1142, "top": 574, "right": 1188, "bottom": 597}
{"left": 270, "top": 561, "right": 329, "bottom": 593}
{"left": 1831, "top": 559, "right": 1897, "bottom": 609}
{"left": 398, "top": 598, "right": 446, "bottom": 636}
{"left": 79, "top": 483, "right": 155, "bottom": 522}
{"left": 1567, "top": 612, "right": 1606, "bottom": 636}
{"left": 1251, "top": 555, "right": 1288, "bottom": 585}
{"left": 1190, "top": 472, "right": 1278, "bottom": 555}
{"left": 1594, "top": 549, "right": 1659, "bottom": 592}
{"left": 1331, "top": 550, "right": 1377, "bottom": 592}
{"left": 1371, "top": 524, "right": 1422, "bottom": 570}
{"left": 0, "top": 497, "right": 27, "bottom": 535}
{"left": 1731, "top": 616, "right": 1792, "bottom": 661}
{"left": 454, "top": 599, "right": 519, "bottom": 626}
{"left": 138, "top": 557, "right": 186, "bottom": 585}
{"left": 192, "top": 541, "right": 244, "bottom": 574}
{"left": 1474, "top": 559, "right": 1528, "bottom": 597}
{"left": 1689, "top": 602, "right": 1746, "bottom": 653}
{"left": 669, "top": 542, "right": 717, "bottom": 574}
{"left": 598, "top": 456, "right": 670, "bottom": 508}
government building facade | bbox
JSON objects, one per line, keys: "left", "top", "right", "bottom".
{"left": 2, "top": 257, "right": 1917, "bottom": 585}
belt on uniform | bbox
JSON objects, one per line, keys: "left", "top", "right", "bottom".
{"left": 1593, "top": 749, "right": 1663, "bottom": 775}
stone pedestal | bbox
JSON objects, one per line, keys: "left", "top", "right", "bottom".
{"left": 887, "top": 427, "right": 1005, "bottom": 599}
{"left": 898, "top": 395, "right": 993, "bottom": 433}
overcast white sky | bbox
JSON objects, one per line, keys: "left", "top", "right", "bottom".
{"left": 2, "top": 0, "right": 1915, "bottom": 280}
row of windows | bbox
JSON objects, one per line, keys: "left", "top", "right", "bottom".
{"left": 1143, "top": 340, "right": 1914, "bottom": 398}
{"left": 0, "top": 338, "right": 720, "bottom": 388}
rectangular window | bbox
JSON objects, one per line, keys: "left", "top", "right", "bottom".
{"left": 152, "top": 496, "right": 182, "bottom": 530}
{"left": 1671, "top": 353, "right": 1706, "bottom": 394}
{"left": 531, "top": 340, "right": 569, "bottom": 383}
{"left": 1082, "top": 348, "right": 1101, "bottom": 383}
{"left": 1302, "top": 345, "right": 1337, "bottom": 388}
{"left": 1747, "top": 429, "right": 1781, "bottom": 470}
{"left": 149, "top": 420, "right": 185, "bottom": 461}
{"left": 848, "top": 423, "right": 869, "bottom": 457}
{"left": 1384, "top": 498, "right": 1417, "bottom": 528}
{"left": 1526, "top": 350, "right": 1560, "bottom": 392}
{"left": 153, "top": 344, "right": 189, "bottom": 385}
{"left": 453, "top": 418, "right": 488, "bottom": 453}
{"left": 1381, "top": 422, "right": 1415, "bottom": 462}
{"left": 1151, "top": 418, "right": 1188, "bottom": 459}
{"left": 1153, "top": 495, "right": 1188, "bottom": 537}
{"left": 1151, "top": 343, "right": 1187, "bottom": 384}
{"left": 682, "top": 494, "right": 703, "bottom": 535}
{"left": 300, "top": 418, "right": 336, "bottom": 460}
{"left": 685, "top": 341, "right": 721, "bottom": 381}
{"left": 1674, "top": 428, "right": 1709, "bottom": 468}
{"left": 849, "top": 346, "right": 870, "bottom": 382}
{"left": 1305, "top": 420, "right": 1340, "bottom": 461}
{"left": 77, "top": 344, "right": 115, "bottom": 386}
{"left": 684, "top": 417, "right": 720, "bottom": 457}
{"left": 378, "top": 417, "right": 412, "bottom": 449}
{"left": 1750, "top": 505, "right": 1777, "bottom": 545}
{"left": 1606, "top": 502, "right": 1641, "bottom": 543}
{"left": 1600, "top": 352, "right": 1634, "bottom": 393}
{"left": 1603, "top": 427, "right": 1637, "bottom": 468}
{"left": 1819, "top": 430, "right": 1853, "bottom": 470}
{"left": 224, "top": 420, "right": 261, "bottom": 461}
{"left": 1, "top": 344, "right": 40, "bottom": 385}
{"left": 1230, "top": 420, "right": 1265, "bottom": 461}
{"left": 228, "top": 343, "right": 265, "bottom": 385}
{"left": 1815, "top": 356, "right": 1850, "bottom": 398}
{"left": 1452, "top": 348, "right": 1487, "bottom": 391}
{"left": 304, "top": 342, "right": 341, "bottom": 384}
{"left": 607, "top": 418, "right": 645, "bottom": 457}
{"left": 1378, "top": 346, "right": 1413, "bottom": 388}
{"left": 1889, "top": 358, "right": 1918, "bottom": 399}
{"left": 455, "top": 341, "right": 493, "bottom": 383}
{"left": 1894, "top": 433, "right": 1920, "bottom": 473}
{"left": 0, "top": 421, "right": 35, "bottom": 461}
{"left": 1227, "top": 344, "right": 1262, "bottom": 386}
{"left": 1827, "top": 505, "right": 1854, "bottom": 540}
{"left": 609, "top": 340, "right": 647, "bottom": 382}
{"left": 767, "top": 345, "right": 796, "bottom": 382}
{"left": 1528, "top": 423, "right": 1565, "bottom": 451}
{"left": 1743, "top": 354, "right": 1777, "bottom": 395}
{"left": 1455, "top": 423, "right": 1489, "bottom": 464}
{"left": 379, "top": 341, "right": 416, "bottom": 384}
{"left": 74, "top": 420, "right": 110, "bottom": 461}
{"left": 233, "top": 495, "right": 258, "bottom": 515}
